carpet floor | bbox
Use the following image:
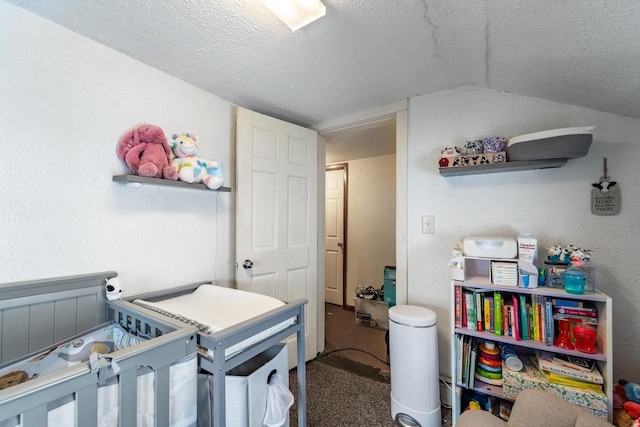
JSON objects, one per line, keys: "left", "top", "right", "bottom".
{"left": 289, "top": 355, "right": 453, "bottom": 427}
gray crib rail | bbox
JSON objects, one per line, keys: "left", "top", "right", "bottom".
{"left": 0, "top": 271, "right": 116, "bottom": 364}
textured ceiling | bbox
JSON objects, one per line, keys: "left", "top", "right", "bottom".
{"left": 8, "top": 0, "right": 640, "bottom": 127}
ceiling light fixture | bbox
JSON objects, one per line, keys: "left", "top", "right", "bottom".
{"left": 261, "top": 0, "right": 326, "bottom": 31}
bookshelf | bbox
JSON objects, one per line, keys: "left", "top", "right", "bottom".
{"left": 450, "top": 257, "right": 613, "bottom": 426}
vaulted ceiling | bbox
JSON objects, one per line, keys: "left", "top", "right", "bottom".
{"left": 9, "top": 0, "right": 640, "bottom": 127}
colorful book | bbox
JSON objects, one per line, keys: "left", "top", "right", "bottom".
{"left": 475, "top": 291, "right": 484, "bottom": 331}
{"left": 532, "top": 297, "right": 539, "bottom": 341}
{"left": 552, "top": 354, "right": 597, "bottom": 372}
{"left": 519, "top": 295, "right": 529, "bottom": 340}
{"left": 465, "top": 292, "right": 476, "bottom": 331}
{"left": 484, "top": 296, "right": 491, "bottom": 331}
{"left": 528, "top": 303, "right": 534, "bottom": 340}
{"left": 455, "top": 286, "right": 463, "bottom": 328}
{"left": 503, "top": 303, "right": 509, "bottom": 336}
{"left": 537, "top": 297, "right": 544, "bottom": 342}
{"left": 462, "top": 291, "right": 467, "bottom": 328}
{"left": 512, "top": 294, "right": 521, "bottom": 340}
{"left": 488, "top": 298, "right": 495, "bottom": 332}
{"left": 535, "top": 352, "right": 603, "bottom": 384}
{"left": 551, "top": 298, "right": 584, "bottom": 308}
{"left": 554, "top": 306, "right": 597, "bottom": 318}
{"left": 541, "top": 371, "right": 603, "bottom": 391}
{"left": 494, "top": 292, "right": 502, "bottom": 336}
{"left": 469, "top": 339, "right": 478, "bottom": 389}
{"left": 553, "top": 313, "right": 598, "bottom": 325}
{"left": 545, "top": 298, "right": 554, "bottom": 346}
{"left": 456, "top": 335, "right": 464, "bottom": 385}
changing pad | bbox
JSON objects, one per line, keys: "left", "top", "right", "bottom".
{"left": 134, "top": 285, "right": 293, "bottom": 358}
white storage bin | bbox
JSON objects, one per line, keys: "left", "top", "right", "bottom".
{"left": 198, "top": 344, "right": 289, "bottom": 427}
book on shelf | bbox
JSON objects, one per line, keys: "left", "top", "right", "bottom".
{"left": 475, "top": 290, "right": 484, "bottom": 331}
{"left": 554, "top": 306, "right": 597, "bottom": 318}
{"left": 494, "top": 292, "right": 502, "bottom": 336}
{"left": 465, "top": 291, "right": 476, "bottom": 331}
{"left": 532, "top": 296, "right": 540, "bottom": 341}
{"left": 551, "top": 298, "right": 585, "bottom": 308}
{"left": 519, "top": 295, "right": 529, "bottom": 340}
{"left": 484, "top": 296, "right": 491, "bottom": 332}
{"left": 456, "top": 334, "right": 465, "bottom": 385}
{"left": 469, "top": 339, "right": 478, "bottom": 389}
{"left": 511, "top": 294, "right": 521, "bottom": 340}
{"left": 540, "top": 370, "right": 603, "bottom": 391}
{"left": 462, "top": 290, "right": 467, "bottom": 328}
{"left": 535, "top": 351, "right": 603, "bottom": 384}
{"left": 552, "top": 353, "right": 597, "bottom": 372}
{"left": 455, "top": 286, "right": 463, "bottom": 328}
{"left": 553, "top": 313, "right": 598, "bottom": 325}
{"left": 545, "top": 298, "right": 554, "bottom": 346}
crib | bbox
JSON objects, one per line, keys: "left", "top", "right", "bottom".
{"left": 0, "top": 272, "right": 198, "bottom": 427}
{"left": 128, "top": 281, "right": 308, "bottom": 427}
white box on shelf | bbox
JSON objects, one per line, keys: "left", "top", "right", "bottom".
{"left": 463, "top": 236, "right": 517, "bottom": 259}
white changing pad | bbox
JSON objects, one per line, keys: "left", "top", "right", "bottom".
{"left": 134, "top": 285, "right": 293, "bottom": 358}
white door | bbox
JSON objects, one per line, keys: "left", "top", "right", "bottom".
{"left": 324, "top": 166, "right": 345, "bottom": 306}
{"left": 236, "top": 107, "right": 318, "bottom": 363}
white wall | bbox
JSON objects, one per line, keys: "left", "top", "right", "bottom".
{"left": 335, "top": 154, "right": 396, "bottom": 303}
{"left": 407, "top": 87, "right": 640, "bottom": 382}
{"left": 0, "top": 3, "right": 236, "bottom": 294}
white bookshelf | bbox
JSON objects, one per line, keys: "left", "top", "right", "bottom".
{"left": 450, "top": 257, "right": 612, "bottom": 425}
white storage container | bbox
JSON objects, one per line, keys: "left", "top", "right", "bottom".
{"left": 390, "top": 305, "right": 441, "bottom": 427}
{"left": 198, "top": 344, "right": 289, "bottom": 427}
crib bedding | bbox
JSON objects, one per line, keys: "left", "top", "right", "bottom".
{"left": 0, "top": 272, "right": 199, "bottom": 427}
{"left": 0, "top": 322, "right": 144, "bottom": 390}
{"left": 133, "top": 284, "right": 295, "bottom": 358}
{"left": 0, "top": 323, "right": 197, "bottom": 427}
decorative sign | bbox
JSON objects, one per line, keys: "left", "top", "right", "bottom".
{"left": 591, "top": 158, "right": 620, "bottom": 215}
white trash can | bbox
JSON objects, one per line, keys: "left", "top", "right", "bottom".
{"left": 389, "top": 305, "right": 441, "bottom": 427}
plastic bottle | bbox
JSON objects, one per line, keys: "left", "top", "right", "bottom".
{"left": 563, "top": 264, "right": 586, "bottom": 295}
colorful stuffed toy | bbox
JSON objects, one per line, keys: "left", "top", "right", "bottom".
{"left": 169, "top": 133, "right": 224, "bottom": 190}
{"left": 116, "top": 124, "right": 178, "bottom": 180}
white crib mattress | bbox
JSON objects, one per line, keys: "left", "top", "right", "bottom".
{"left": 133, "top": 285, "right": 293, "bottom": 358}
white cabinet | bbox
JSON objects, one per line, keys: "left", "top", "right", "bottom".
{"left": 450, "top": 257, "right": 612, "bottom": 425}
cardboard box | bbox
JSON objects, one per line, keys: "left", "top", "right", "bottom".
{"left": 502, "top": 357, "right": 607, "bottom": 419}
{"left": 353, "top": 297, "right": 389, "bottom": 330}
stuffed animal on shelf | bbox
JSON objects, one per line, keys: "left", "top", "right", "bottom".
{"left": 116, "top": 124, "right": 178, "bottom": 180}
{"left": 169, "top": 133, "right": 224, "bottom": 190}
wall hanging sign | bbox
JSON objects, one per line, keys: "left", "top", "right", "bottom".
{"left": 591, "top": 157, "right": 620, "bottom": 215}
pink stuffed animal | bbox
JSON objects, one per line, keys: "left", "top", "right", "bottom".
{"left": 116, "top": 124, "right": 178, "bottom": 180}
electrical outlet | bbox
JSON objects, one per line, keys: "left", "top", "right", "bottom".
{"left": 422, "top": 215, "right": 435, "bottom": 234}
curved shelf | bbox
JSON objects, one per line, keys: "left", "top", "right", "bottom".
{"left": 113, "top": 175, "right": 231, "bottom": 192}
{"left": 439, "top": 159, "right": 567, "bottom": 177}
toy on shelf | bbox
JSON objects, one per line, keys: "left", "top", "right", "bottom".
{"left": 169, "top": 133, "right": 224, "bottom": 190}
{"left": 546, "top": 244, "right": 592, "bottom": 265}
{"left": 116, "top": 124, "right": 178, "bottom": 180}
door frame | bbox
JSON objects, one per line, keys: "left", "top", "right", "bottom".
{"left": 313, "top": 99, "right": 409, "bottom": 353}
{"left": 325, "top": 163, "right": 348, "bottom": 307}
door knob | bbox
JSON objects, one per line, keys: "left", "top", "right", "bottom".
{"left": 242, "top": 259, "right": 254, "bottom": 269}
{"left": 337, "top": 242, "right": 344, "bottom": 248}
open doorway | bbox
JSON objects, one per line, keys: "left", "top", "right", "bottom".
{"left": 320, "top": 117, "right": 397, "bottom": 372}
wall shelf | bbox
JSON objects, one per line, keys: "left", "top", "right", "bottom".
{"left": 113, "top": 175, "right": 231, "bottom": 192}
{"left": 439, "top": 159, "right": 567, "bottom": 177}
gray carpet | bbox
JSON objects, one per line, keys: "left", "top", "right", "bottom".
{"left": 289, "top": 356, "right": 452, "bottom": 427}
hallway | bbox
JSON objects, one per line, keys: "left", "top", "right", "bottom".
{"left": 323, "top": 303, "right": 389, "bottom": 373}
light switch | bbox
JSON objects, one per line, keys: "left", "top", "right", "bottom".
{"left": 422, "top": 215, "right": 435, "bottom": 234}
